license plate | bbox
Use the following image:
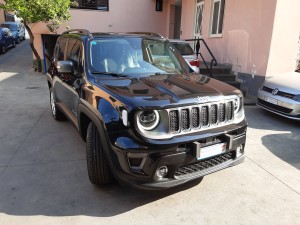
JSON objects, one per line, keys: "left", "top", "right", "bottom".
{"left": 265, "top": 96, "right": 278, "bottom": 105}
{"left": 198, "top": 143, "right": 227, "bottom": 160}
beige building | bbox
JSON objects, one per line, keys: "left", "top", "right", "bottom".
{"left": 30, "top": 0, "right": 300, "bottom": 96}
{"left": 0, "top": 0, "right": 5, "bottom": 24}
{"left": 0, "top": 10, "right": 4, "bottom": 24}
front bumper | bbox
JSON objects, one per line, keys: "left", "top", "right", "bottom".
{"left": 257, "top": 89, "right": 300, "bottom": 120}
{"left": 106, "top": 122, "right": 247, "bottom": 190}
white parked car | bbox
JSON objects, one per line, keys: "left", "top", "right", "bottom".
{"left": 257, "top": 71, "right": 300, "bottom": 120}
{"left": 169, "top": 39, "right": 200, "bottom": 73}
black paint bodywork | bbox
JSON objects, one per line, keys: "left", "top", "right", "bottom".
{"left": 47, "top": 32, "right": 247, "bottom": 189}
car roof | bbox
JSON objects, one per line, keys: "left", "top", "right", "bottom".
{"left": 1, "top": 22, "right": 19, "bottom": 24}
{"left": 169, "top": 39, "right": 188, "bottom": 43}
{"left": 61, "top": 30, "right": 166, "bottom": 41}
{"left": 91, "top": 32, "right": 165, "bottom": 39}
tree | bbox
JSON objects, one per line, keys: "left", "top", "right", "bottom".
{"left": 0, "top": 0, "right": 71, "bottom": 71}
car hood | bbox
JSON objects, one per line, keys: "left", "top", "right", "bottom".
{"left": 94, "top": 74, "right": 239, "bottom": 108}
{"left": 264, "top": 71, "right": 300, "bottom": 94}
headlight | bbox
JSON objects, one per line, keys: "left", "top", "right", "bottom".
{"left": 234, "top": 96, "right": 241, "bottom": 114}
{"left": 292, "top": 95, "right": 300, "bottom": 102}
{"left": 137, "top": 110, "right": 160, "bottom": 131}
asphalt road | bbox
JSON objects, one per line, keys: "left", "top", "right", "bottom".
{"left": 0, "top": 41, "right": 299, "bottom": 225}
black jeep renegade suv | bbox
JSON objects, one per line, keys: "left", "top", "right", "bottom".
{"left": 47, "top": 29, "right": 247, "bottom": 189}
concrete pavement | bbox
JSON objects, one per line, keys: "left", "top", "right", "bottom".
{"left": 0, "top": 41, "right": 299, "bottom": 225}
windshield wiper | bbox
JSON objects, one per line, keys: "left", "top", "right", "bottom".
{"left": 91, "top": 71, "right": 128, "bottom": 77}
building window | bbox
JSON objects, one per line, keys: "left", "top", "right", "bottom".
{"left": 4, "top": 12, "right": 15, "bottom": 22}
{"left": 210, "top": 0, "right": 225, "bottom": 36}
{"left": 70, "top": 0, "right": 109, "bottom": 11}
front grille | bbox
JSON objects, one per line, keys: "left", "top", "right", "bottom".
{"left": 170, "top": 111, "right": 180, "bottom": 132}
{"left": 181, "top": 109, "right": 190, "bottom": 130}
{"left": 169, "top": 100, "right": 235, "bottom": 134}
{"left": 191, "top": 107, "right": 200, "bottom": 128}
{"left": 201, "top": 106, "right": 209, "bottom": 126}
{"left": 262, "top": 86, "right": 295, "bottom": 99}
{"left": 174, "top": 152, "right": 234, "bottom": 178}
{"left": 219, "top": 103, "right": 226, "bottom": 122}
{"left": 257, "top": 99, "right": 293, "bottom": 113}
{"left": 210, "top": 104, "right": 218, "bottom": 124}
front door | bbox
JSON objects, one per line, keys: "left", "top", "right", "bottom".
{"left": 193, "top": 0, "right": 204, "bottom": 39}
{"left": 61, "top": 38, "right": 84, "bottom": 119}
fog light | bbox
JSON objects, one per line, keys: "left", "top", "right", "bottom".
{"left": 236, "top": 144, "right": 244, "bottom": 158}
{"left": 156, "top": 166, "right": 168, "bottom": 178}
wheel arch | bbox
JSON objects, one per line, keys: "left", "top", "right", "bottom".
{"left": 78, "top": 103, "right": 108, "bottom": 143}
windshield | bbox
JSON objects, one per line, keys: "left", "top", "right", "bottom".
{"left": 172, "top": 43, "right": 195, "bottom": 55}
{"left": 89, "top": 37, "right": 189, "bottom": 77}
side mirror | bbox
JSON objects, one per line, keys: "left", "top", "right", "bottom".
{"left": 56, "top": 61, "right": 74, "bottom": 74}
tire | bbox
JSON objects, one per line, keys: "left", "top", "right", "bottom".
{"left": 49, "top": 88, "right": 66, "bottom": 121}
{"left": 86, "top": 122, "right": 113, "bottom": 185}
{"left": 12, "top": 40, "right": 16, "bottom": 48}
{"left": 17, "top": 37, "right": 21, "bottom": 44}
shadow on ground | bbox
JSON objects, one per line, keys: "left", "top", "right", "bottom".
{"left": 246, "top": 106, "right": 300, "bottom": 170}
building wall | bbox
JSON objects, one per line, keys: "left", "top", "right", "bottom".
{"left": 181, "top": 0, "right": 277, "bottom": 76}
{"left": 0, "top": 0, "right": 5, "bottom": 24}
{"left": 179, "top": 0, "right": 194, "bottom": 40}
{"left": 32, "top": 0, "right": 170, "bottom": 59}
{"left": 266, "top": 0, "right": 300, "bottom": 77}
{"left": 0, "top": 10, "right": 4, "bottom": 24}
{"left": 180, "top": 0, "right": 278, "bottom": 95}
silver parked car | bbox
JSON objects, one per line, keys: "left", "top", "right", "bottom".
{"left": 257, "top": 71, "right": 300, "bottom": 120}
{"left": 169, "top": 39, "right": 200, "bottom": 73}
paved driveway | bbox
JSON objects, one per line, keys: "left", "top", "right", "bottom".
{"left": 0, "top": 42, "right": 299, "bottom": 225}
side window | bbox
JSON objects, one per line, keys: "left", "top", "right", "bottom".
{"left": 66, "top": 39, "right": 83, "bottom": 75}
{"left": 56, "top": 38, "right": 68, "bottom": 61}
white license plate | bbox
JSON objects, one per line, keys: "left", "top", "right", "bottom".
{"left": 265, "top": 96, "right": 278, "bottom": 105}
{"left": 198, "top": 143, "right": 227, "bottom": 160}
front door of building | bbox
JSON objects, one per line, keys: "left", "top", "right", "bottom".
{"left": 194, "top": 0, "right": 204, "bottom": 39}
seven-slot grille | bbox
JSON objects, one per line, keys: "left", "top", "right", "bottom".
{"left": 169, "top": 101, "right": 234, "bottom": 133}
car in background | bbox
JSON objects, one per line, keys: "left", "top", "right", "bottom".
{"left": 169, "top": 39, "right": 200, "bottom": 73}
{"left": 0, "top": 22, "right": 25, "bottom": 44}
{"left": 0, "top": 27, "right": 16, "bottom": 54}
{"left": 257, "top": 71, "right": 300, "bottom": 120}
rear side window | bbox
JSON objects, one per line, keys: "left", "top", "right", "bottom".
{"left": 66, "top": 39, "right": 83, "bottom": 75}
{"left": 172, "top": 43, "right": 195, "bottom": 55}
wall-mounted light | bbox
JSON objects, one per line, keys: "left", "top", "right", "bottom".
{"left": 156, "top": 0, "right": 163, "bottom": 12}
